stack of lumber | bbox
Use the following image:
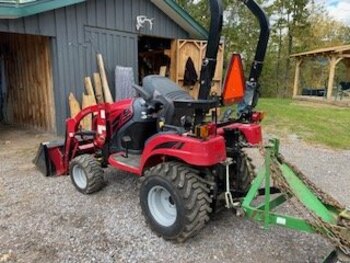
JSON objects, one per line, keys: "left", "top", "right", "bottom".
{"left": 68, "top": 53, "right": 114, "bottom": 130}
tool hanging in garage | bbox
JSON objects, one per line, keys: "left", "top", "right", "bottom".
{"left": 183, "top": 57, "right": 198, "bottom": 87}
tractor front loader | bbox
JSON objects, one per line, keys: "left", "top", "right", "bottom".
{"left": 34, "top": 0, "right": 350, "bottom": 261}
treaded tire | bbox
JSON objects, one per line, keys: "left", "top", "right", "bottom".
{"left": 139, "top": 161, "right": 212, "bottom": 242}
{"left": 69, "top": 154, "right": 105, "bottom": 194}
{"left": 236, "top": 151, "right": 252, "bottom": 192}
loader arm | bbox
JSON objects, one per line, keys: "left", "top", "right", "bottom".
{"left": 33, "top": 105, "right": 105, "bottom": 177}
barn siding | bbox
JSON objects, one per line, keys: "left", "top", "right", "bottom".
{"left": 0, "top": 0, "right": 189, "bottom": 134}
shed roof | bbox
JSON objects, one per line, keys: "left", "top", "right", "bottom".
{"left": 0, "top": 0, "right": 208, "bottom": 39}
{"left": 291, "top": 44, "right": 350, "bottom": 58}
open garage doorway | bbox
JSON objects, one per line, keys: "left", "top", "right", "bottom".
{"left": 138, "top": 36, "right": 172, "bottom": 84}
{"left": 0, "top": 33, "right": 56, "bottom": 132}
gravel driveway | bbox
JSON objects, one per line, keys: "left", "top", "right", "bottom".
{"left": 0, "top": 125, "right": 349, "bottom": 263}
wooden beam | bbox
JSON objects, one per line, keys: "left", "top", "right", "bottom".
{"left": 336, "top": 57, "right": 344, "bottom": 64}
{"left": 169, "top": 40, "right": 177, "bottom": 82}
{"left": 93, "top": 73, "right": 104, "bottom": 104}
{"left": 293, "top": 58, "right": 303, "bottom": 97}
{"left": 327, "top": 56, "right": 344, "bottom": 100}
{"left": 68, "top": 92, "right": 81, "bottom": 118}
{"left": 96, "top": 54, "right": 113, "bottom": 103}
{"left": 84, "top": 77, "right": 97, "bottom": 104}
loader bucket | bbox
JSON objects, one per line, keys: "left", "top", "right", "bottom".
{"left": 33, "top": 140, "right": 66, "bottom": 176}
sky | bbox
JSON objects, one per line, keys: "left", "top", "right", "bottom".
{"left": 322, "top": 0, "right": 350, "bottom": 25}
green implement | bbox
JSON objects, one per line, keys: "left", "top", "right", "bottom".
{"left": 242, "top": 139, "right": 350, "bottom": 262}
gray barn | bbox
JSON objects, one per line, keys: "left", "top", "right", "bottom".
{"left": 0, "top": 0, "right": 207, "bottom": 134}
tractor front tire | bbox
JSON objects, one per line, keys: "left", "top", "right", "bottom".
{"left": 69, "top": 154, "right": 105, "bottom": 194}
{"left": 139, "top": 162, "right": 212, "bottom": 242}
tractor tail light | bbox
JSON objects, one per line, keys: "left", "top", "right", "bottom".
{"left": 252, "top": 111, "right": 265, "bottom": 123}
{"left": 195, "top": 124, "right": 216, "bottom": 140}
{"left": 195, "top": 125, "right": 209, "bottom": 139}
{"left": 222, "top": 54, "right": 245, "bottom": 106}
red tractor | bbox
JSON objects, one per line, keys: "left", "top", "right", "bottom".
{"left": 35, "top": 2, "right": 350, "bottom": 260}
{"left": 35, "top": 0, "right": 269, "bottom": 242}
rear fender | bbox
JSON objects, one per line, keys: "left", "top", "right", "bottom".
{"left": 140, "top": 134, "right": 226, "bottom": 173}
{"left": 217, "top": 123, "right": 262, "bottom": 145}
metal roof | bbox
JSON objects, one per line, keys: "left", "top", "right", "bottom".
{"left": 0, "top": 0, "right": 85, "bottom": 19}
{"left": 291, "top": 44, "right": 350, "bottom": 58}
{"left": 0, "top": 0, "right": 208, "bottom": 39}
{"left": 151, "top": 0, "right": 208, "bottom": 39}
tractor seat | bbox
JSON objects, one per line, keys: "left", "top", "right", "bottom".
{"left": 142, "top": 75, "right": 193, "bottom": 126}
{"left": 143, "top": 75, "right": 192, "bottom": 101}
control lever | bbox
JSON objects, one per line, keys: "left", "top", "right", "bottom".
{"left": 122, "top": 136, "right": 132, "bottom": 158}
{"left": 132, "top": 84, "right": 152, "bottom": 102}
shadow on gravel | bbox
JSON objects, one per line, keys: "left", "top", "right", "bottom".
{"left": 0, "top": 125, "right": 338, "bottom": 263}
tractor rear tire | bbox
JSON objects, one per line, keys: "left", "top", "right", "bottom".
{"left": 139, "top": 162, "right": 212, "bottom": 242}
{"left": 69, "top": 154, "right": 105, "bottom": 194}
{"left": 236, "top": 150, "right": 252, "bottom": 193}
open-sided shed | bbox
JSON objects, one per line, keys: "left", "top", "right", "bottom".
{"left": 291, "top": 45, "right": 350, "bottom": 100}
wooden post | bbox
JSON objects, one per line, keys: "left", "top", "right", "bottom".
{"left": 84, "top": 77, "right": 97, "bottom": 104}
{"left": 68, "top": 92, "right": 81, "bottom": 118}
{"left": 93, "top": 73, "right": 104, "bottom": 104}
{"left": 293, "top": 58, "right": 303, "bottom": 97}
{"left": 327, "top": 56, "right": 343, "bottom": 100}
{"left": 168, "top": 40, "right": 177, "bottom": 82}
{"left": 344, "top": 59, "right": 350, "bottom": 81}
{"left": 96, "top": 54, "right": 113, "bottom": 103}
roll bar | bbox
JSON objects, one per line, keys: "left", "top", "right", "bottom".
{"left": 242, "top": 0, "right": 270, "bottom": 108}
{"left": 197, "top": 0, "right": 224, "bottom": 101}
{"left": 197, "top": 0, "right": 270, "bottom": 109}
{"left": 244, "top": 0, "right": 270, "bottom": 84}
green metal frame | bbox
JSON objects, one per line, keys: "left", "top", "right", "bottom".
{"left": 241, "top": 139, "right": 350, "bottom": 262}
{"left": 242, "top": 139, "right": 342, "bottom": 234}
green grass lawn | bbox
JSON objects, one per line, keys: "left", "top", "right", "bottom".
{"left": 255, "top": 98, "right": 350, "bottom": 149}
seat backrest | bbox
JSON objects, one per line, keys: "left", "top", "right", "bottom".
{"left": 142, "top": 75, "right": 193, "bottom": 125}
{"left": 143, "top": 75, "right": 192, "bottom": 100}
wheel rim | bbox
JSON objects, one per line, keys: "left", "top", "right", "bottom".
{"left": 147, "top": 185, "right": 177, "bottom": 227}
{"left": 72, "top": 165, "right": 87, "bottom": 189}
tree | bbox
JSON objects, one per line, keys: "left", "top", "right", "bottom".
{"left": 175, "top": 0, "right": 350, "bottom": 98}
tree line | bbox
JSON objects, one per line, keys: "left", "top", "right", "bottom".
{"left": 176, "top": 0, "right": 350, "bottom": 97}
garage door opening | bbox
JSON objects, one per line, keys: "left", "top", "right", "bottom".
{"left": 138, "top": 36, "right": 172, "bottom": 83}
{"left": 0, "top": 32, "right": 56, "bottom": 132}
